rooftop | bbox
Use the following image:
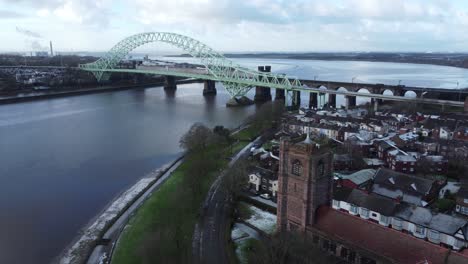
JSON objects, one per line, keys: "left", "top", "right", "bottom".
{"left": 314, "top": 206, "right": 463, "bottom": 264}
{"left": 337, "top": 169, "right": 376, "bottom": 186}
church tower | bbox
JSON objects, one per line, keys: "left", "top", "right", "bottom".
{"left": 277, "top": 136, "right": 333, "bottom": 232}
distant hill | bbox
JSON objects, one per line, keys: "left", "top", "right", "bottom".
{"left": 169, "top": 52, "right": 468, "bottom": 69}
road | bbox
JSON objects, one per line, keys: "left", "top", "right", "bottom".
{"left": 192, "top": 140, "right": 256, "bottom": 264}
{"left": 86, "top": 158, "right": 183, "bottom": 264}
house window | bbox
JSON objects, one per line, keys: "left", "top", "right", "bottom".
{"left": 410, "top": 168, "right": 414, "bottom": 172}
{"left": 348, "top": 251, "right": 356, "bottom": 262}
{"left": 332, "top": 200, "right": 340, "bottom": 208}
{"left": 371, "top": 212, "right": 378, "bottom": 217}
{"left": 292, "top": 160, "right": 302, "bottom": 176}
{"left": 360, "top": 208, "right": 370, "bottom": 218}
{"left": 329, "top": 243, "right": 337, "bottom": 254}
{"left": 429, "top": 230, "right": 440, "bottom": 240}
{"left": 392, "top": 218, "right": 402, "bottom": 227}
{"left": 322, "top": 240, "right": 330, "bottom": 250}
{"left": 340, "top": 247, "right": 348, "bottom": 259}
{"left": 380, "top": 215, "right": 389, "bottom": 224}
{"left": 415, "top": 225, "right": 425, "bottom": 235}
{"left": 455, "top": 239, "right": 464, "bottom": 248}
{"left": 350, "top": 204, "right": 358, "bottom": 214}
{"left": 461, "top": 206, "right": 468, "bottom": 215}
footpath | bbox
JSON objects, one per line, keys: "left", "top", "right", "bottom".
{"left": 57, "top": 157, "right": 183, "bottom": 264}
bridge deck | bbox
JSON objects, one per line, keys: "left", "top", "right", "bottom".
{"left": 86, "top": 68, "right": 464, "bottom": 107}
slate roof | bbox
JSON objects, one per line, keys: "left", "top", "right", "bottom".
{"left": 332, "top": 185, "right": 353, "bottom": 201}
{"left": 371, "top": 168, "right": 434, "bottom": 206}
{"left": 394, "top": 203, "right": 467, "bottom": 236}
{"left": 378, "top": 140, "right": 393, "bottom": 150}
{"left": 338, "top": 169, "right": 376, "bottom": 186}
{"left": 346, "top": 189, "right": 397, "bottom": 216}
{"left": 314, "top": 206, "right": 461, "bottom": 264}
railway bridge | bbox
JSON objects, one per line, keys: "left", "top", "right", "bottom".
{"left": 79, "top": 32, "right": 467, "bottom": 111}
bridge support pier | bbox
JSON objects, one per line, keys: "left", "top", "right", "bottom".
{"left": 309, "top": 93, "right": 318, "bottom": 109}
{"left": 465, "top": 97, "right": 468, "bottom": 113}
{"left": 328, "top": 94, "right": 336, "bottom": 108}
{"left": 275, "top": 89, "right": 285, "bottom": 100}
{"left": 164, "top": 76, "right": 177, "bottom": 90}
{"left": 254, "top": 66, "right": 272, "bottom": 102}
{"left": 346, "top": 95, "right": 356, "bottom": 109}
{"left": 203, "top": 80, "right": 217, "bottom": 96}
{"left": 371, "top": 98, "right": 379, "bottom": 112}
{"left": 292, "top": 90, "right": 301, "bottom": 109}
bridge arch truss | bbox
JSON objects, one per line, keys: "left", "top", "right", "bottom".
{"left": 79, "top": 32, "right": 302, "bottom": 98}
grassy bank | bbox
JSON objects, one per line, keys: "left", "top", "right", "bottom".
{"left": 112, "top": 140, "right": 246, "bottom": 264}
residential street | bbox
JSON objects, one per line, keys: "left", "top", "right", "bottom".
{"left": 192, "top": 140, "right": 255, "bottom": 264}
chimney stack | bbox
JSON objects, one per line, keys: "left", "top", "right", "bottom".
{"left": 49, "top": 41, "right": 54, "bottom": 57}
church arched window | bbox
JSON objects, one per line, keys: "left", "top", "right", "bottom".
{"left": 292, "top": 159, "right": 302, "bottom": 176}
{"left": 317, "top": 160, "right": 325, "bottom": 177}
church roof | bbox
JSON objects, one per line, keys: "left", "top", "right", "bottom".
{"left": 314, "top": 206, "right": 466, "bottom": 264}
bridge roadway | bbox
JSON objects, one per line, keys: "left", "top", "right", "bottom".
{"left": 95, "top": 65, "right": 465, "bottom": 108}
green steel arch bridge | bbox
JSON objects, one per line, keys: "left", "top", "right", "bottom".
{"left": 79, "top": 32, "right": 464, "bottom": 109}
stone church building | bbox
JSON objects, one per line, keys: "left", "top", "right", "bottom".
{"left": 277, "top": 136, "right": 468, "bottom": 264}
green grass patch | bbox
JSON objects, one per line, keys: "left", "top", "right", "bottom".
{"left": 233, "top": 127, "right": 257, "bottom": 141}
{"left": 112, "top": 140, "right": 247, "bottom": 263}
{"left": 231, "top": 141, "right": 249, "bottom": 155}
{"left": 112, "top": 154, "right": 226, "bottom": 263}
{"left": 434, "top": 198, "right": 456, "bottom": 212}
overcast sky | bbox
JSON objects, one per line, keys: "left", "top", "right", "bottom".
{"left": 2, "top": 0, "right": 468, "bottom": 53}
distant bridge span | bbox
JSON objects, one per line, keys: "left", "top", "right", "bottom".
{"left": 79, "top": 32, "right": 465, "bottom": 109}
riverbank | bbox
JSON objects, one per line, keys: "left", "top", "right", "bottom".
{"left": 111, "top": 139, "right": 250, "bottom": 264}
{"left": 0, "top": 82, "right": 165, "bottom": 105}
{"left": 57, "top": 156, "right": 183, "bottom": 264}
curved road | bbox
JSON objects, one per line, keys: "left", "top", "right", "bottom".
{"left": 192, "top": 139, "right": 258, "bottom": 264}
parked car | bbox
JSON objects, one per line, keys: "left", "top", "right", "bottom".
{"left": 260, "top": 193, "right": 270, "bottom": 199}
{"left": 249, "top": 188, "right": 259, "bottom": 195}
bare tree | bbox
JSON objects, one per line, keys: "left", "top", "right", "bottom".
{"left": 249, "top": 101, "right": 286, "bottom": 133}
{"left": 222, "top": 158, "right": 250, "bottom": 197}
{"left": 179, "top": 123, "right": 215, "bottom": 154}
{"left": 247, "top": 232, "right": 339, "bottom": 264}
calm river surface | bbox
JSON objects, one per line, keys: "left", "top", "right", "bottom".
{"left": 1, "top": 59, "right": 468, "bottom": 263}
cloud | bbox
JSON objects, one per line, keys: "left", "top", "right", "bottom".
{"left": 2, "top": 0, "right": 468, "bottom": 52}
{"left": 16, "top": 26, "right": 42, "bottom": 38}
{"left": 3, "top": 0, "right": 112, "bottom": 27}
{"left": 0, "top": 9, "right": 24, "bottom": 19}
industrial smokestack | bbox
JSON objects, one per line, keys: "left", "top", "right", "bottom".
{"left": 49, "top": 41, "right": 54, "bottom": 57}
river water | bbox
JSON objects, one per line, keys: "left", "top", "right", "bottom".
{"left": 1, "top": 59, "right": 468, "bottom": 263}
